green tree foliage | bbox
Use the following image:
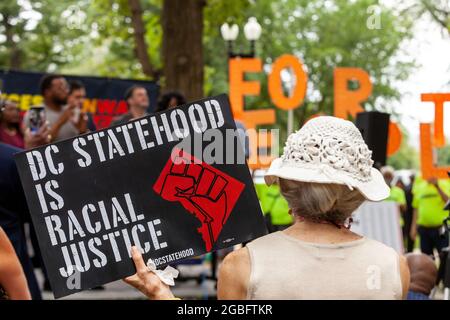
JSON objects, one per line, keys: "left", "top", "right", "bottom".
{"left": 206, "top": 1, "right": 415, "bottom": 128}
{"left": 437, "top": 143, "right": 450, "bottom": 166}
{"left": 0, "top": 0, "right": 421, "bottom": 163}
{"left": 0, "top": 0, "right": 90, "bottom": 71}
{"left": 72, "top": 0, "right": 162, "bottom": 79}
{"left": 0, "top": 0, "right": 418, "bottom": 157}
{"left": 2, "top": 0, "right": 415, "bottom": 93}
{"left": 203, "top": 0, "right": 415, "bottom": 146}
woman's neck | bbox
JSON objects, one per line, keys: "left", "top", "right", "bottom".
{"left": 283, "top": 218, "right": 362, "bottom": 244}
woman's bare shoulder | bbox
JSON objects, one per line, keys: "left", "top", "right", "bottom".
{"left": 223, "top": 247, "right": 251, "bottom": 268}
{"left": 217, "top": 247, "right": 251, "bottom": 300}
{"left": 0, "top": 227, "right": 15, "bottom": 256}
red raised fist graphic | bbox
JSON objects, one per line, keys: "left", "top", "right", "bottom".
{"left": 153, "top": 148, "right": 245, "bottom": 251}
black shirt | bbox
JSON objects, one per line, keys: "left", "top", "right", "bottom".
{"left": 110, "top": 113, "right": 134, "bottom": 127}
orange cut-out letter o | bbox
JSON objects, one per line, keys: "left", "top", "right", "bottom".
{"left": 268, "top": 54, "right": 307, "bottom": 111}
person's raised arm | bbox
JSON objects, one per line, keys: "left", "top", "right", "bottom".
{"left": 428, "top": 178, "right": 449, "bottom": 203}
{"left": 435, "top": 182, "right": 449, "bottom": 203}
{"left": 0, "top": 227, "right": 31, "bottom": 300}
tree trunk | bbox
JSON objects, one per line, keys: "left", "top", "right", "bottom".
{"left": 162, "top": 0, "right": 206, "bottom": 102}
{"left": 128, "top": 0, "right": 159, "bottom": 79}
{"left": 3, "top": 14, "right": 22, "bottom": 69}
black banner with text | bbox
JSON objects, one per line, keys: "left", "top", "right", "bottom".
{"left": 0, "top": 69, "right": 159, "bottom": 128}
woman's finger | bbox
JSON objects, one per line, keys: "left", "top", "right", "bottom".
{"left": 130, "top": 246, "right": 147, "bottom": 274}
{"left": 123, "top": 275, "right": 137, "bottom": 286}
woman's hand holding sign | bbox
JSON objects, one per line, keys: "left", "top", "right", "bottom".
{"left": 123, "top": 246, "right": 174, "bottom": 300}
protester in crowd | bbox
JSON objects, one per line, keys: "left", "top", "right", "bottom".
{"left": 23, "top": 74, "right": 88, "bottom": 143}
{"left": 156, "top": 91, "right": 186, "bottom": 112}
{"left": 0, "top": 226, "right": 31, "bottom": 300}
{"left": 0, "top": 99, "right": 24, "bottom": 148}
{"left": 410, "top": 176, "right": 450, "bottom": 257}
{"left": 0, "top": 127, "right": 49, "bottom": 299}
{"left": 124, "top": 116, "right": 410, "bottom": 299}
{"left": 110, "top": 85, "right": 150, "bottom": 126}
{"left": 405, "top": 253, "right": 437, "bottom": 300}
{"left": 67, "top": 80, "right": 96, "bottom": 132}
{"left": 381, "top": 166, "right": 406, "bottom": 237}
{"left": 381, "top": 166, "right": 406, "bottom": 212}
{"left": 403, "top": 173, "right": 416, "bottom": 252}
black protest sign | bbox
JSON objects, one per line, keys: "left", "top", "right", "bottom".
{"left": 14, "top": 94, "right": 267, "bottom": 298}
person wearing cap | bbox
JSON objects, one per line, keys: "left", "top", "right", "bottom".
{"left": 123, "top": 116, "right": 410, "bottom": 299}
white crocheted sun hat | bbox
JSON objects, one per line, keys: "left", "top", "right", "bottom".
{"left": 265, "top": 116, "right": 390, "bottom": 201}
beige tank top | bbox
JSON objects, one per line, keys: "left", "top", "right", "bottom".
{"left": 246, "top": 231, "right": 403, "bottom": 300}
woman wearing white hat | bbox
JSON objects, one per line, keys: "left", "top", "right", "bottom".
{"left": 124, "top": 116, "right": 410, "bottom": 300}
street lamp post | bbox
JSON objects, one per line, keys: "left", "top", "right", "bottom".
{"left": 220, "top": 17, "right": 262, "bottom": 58}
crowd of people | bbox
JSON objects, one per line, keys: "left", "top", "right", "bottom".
{"left": 0, "top": 74, "right": 449, "bottom": 300}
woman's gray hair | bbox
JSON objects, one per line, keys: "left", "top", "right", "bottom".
{"left": 279, "top": 178, "right": 366, "bottom": 224}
